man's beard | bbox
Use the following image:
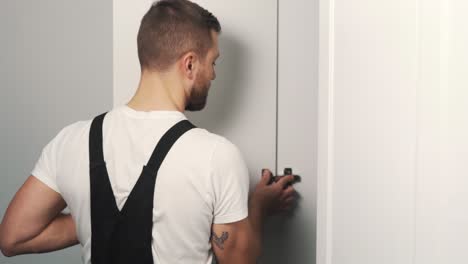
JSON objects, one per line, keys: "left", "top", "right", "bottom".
{"left": 185, "top": 76, "right": 210, "bottom": 112}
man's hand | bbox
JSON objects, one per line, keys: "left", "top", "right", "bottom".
{"left": 250, "top": 169, "right": 297, "bottom": 217}
{"left": 0, "top": 176, "right": 79, "bottom": 257}
{"left": 210, "top": 169, "right": 297, "bottom": 264}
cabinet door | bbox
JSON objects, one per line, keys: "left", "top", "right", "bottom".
{"left": 317, "top": 0, "right": 468, "bottom": 264}
{"left": 317, "top": 0, "right": 419, "bottom": 263}
{"left": 416, "top": 0, "right": 468, "bottom": 263}
{"left": 260, "top": 0, "right": 319, "bottom": 263}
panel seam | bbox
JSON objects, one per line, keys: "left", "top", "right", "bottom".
{"left": 275, "top": 0, "right": 280, "bottom": 176}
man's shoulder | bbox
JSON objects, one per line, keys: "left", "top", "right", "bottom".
{"left": 57, "top": 119, "right": 92, "bottom": 140}
{"left": 186, "top": 128, "right": 244, "bottom": 167}
{"left": 44, "top": 119, "right": 94, "bottom": 153}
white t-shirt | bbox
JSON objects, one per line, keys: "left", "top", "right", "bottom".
{"left": 31, "top": 105, "right": 250, "bottom": 264}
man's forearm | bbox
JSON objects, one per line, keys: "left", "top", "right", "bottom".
{"left": 247, "top": 198, "right": 267, "bottom": 260}
{"left": 3, "top": 213, "right": 79, "bottom": 257}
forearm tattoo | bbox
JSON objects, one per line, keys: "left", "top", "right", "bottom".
{"left": 211, "top": 231, "right": 229, "bottom": 250}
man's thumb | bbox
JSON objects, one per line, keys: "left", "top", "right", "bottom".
{"left": 260, "top": 169, "right": 273, "bottom": 185}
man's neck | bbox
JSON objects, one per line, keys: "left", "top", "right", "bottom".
{"left": 127, "top": 71, "right": 186, "bottom": 112}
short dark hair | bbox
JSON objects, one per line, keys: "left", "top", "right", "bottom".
{"left": 137, "top": 0, "right": 221, "bottom": 71}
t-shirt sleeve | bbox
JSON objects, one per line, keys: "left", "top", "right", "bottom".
{"left": 210, "top": 137, "right": 250, "bottom": 224}
{"left": 31, "top": 126, "right": 70, "bottom": 194}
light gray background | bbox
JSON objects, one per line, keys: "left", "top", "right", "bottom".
{"left": 0, "top": 1, "right": 113, "bottom": 263}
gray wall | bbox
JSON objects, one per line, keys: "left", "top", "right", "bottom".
{"left": 0, "top": 1, "right": 113, "bottom": 263}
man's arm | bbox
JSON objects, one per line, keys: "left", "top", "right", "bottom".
{"left": 0, "top": 176, "right": 79, "bottom": 257}
{"left": 211, "top": 170, "right": 296, "bottom": 264}
{"left": 211, "top": 218, "right": 259, "bottom": 264}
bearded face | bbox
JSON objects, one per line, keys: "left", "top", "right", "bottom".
{"left": 185, "top": 32, "right": 219, "bottom": 111}
{"left": 185, "top": 67, "right": 211, "bottom": 111}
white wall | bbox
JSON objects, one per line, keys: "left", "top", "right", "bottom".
{"left": 433, "top": 0, "right": 468, "bottom": 261}
{"left": 317, "top": 0, "right": 468, "bottom": 263}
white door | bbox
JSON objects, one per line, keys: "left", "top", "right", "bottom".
{"left": 317, "top": 0, "right": 468, "bottom": 263}
{"left": 264, "top": 0, "right": 319, "bottom": 263}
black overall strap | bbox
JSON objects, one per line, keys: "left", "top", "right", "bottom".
{"left": 89, "top": 112, "right": 195, "bottom": 264}
{"left": 89, "top": 112, "right": 119, "bottom": 228}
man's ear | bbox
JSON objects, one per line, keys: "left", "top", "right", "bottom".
{"left": 181, "top": 52, "right": 198, "bottom": 80}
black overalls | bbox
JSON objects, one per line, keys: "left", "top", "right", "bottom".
{"left": 89, "top": 112, "right": 195, "bottom": 264}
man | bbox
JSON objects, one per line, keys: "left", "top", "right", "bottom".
{"left": 0, "top": 0, "right": 297, "bottom": 263}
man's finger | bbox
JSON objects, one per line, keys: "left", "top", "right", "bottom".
{"left": 280, "top": 186, "right": 295, "bottom": 200}
{"left": 276, "top": 174, "right": 295, "bottom": 188}
{"left": 280, "top": 197, "right": 296, "bottom": 210}
{"left": 279, "top": 202, "right": 294, "bottom": 211}
{"left": 283, "top": 196, "right": 295, "bottom": 203}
